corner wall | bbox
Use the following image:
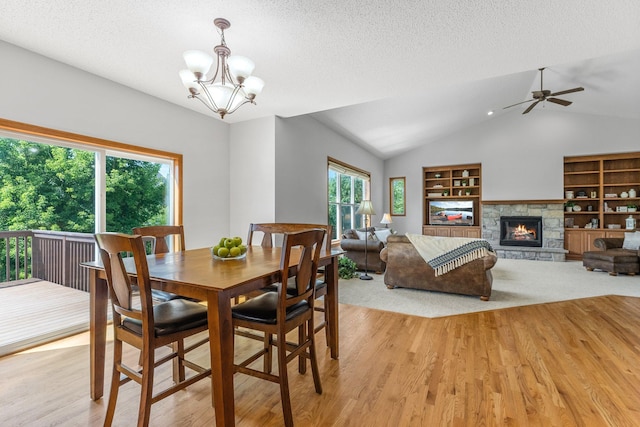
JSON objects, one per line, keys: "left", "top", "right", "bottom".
{"left": 274, "top": 115, "right": 384, "bottom": 230}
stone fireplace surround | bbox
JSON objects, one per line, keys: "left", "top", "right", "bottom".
{"left": 482, "top": 202, "right": 566, "bottom": 261}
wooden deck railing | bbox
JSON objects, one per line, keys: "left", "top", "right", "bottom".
{"left": 0, "top": 230, "right": 33, "bottom": 282}
{"left": 1, "top": 230, "right": 95, "bottom": 292}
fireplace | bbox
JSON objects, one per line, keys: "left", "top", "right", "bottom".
{"left": 500, "top": 216, "right": 543, "bottom": 247}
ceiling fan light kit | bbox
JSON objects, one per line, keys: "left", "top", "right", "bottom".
{"left": 503, "top": 67, "right": 584, "bottom": 115}
{"left": 179, "top": 18, "right": 265, "bottom": 119}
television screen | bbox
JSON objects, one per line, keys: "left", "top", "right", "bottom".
{"left": 429, "top": 200, "right": 474, "bottom": 226}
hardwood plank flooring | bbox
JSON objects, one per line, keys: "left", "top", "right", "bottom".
{"left": 1, "top": 295, "right": 639, "bottom": 426}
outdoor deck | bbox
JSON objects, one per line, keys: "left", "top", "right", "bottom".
{"left": 0, "top": 280, "right": 91, "bottom": 357}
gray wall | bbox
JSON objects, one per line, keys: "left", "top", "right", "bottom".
{"left": 229, "top": 116, "right": 276, "bottom": 240}
{"left": 275, "top": 115, "right": 384, "bottom": 232}
{"left": 384, "top": 109, "right": 640, "bottom": 235}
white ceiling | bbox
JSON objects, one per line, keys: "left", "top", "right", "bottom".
{"left": 1, "top": 1, "right": 639, "bottom": 159}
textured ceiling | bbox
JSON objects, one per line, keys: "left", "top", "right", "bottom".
{"left": 1, "top": 1, "right": 639, "bottom": 158}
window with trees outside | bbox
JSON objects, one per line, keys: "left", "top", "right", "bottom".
{"left": 0, "top": 120, "right": 181, "bottom": 236}
{"left": 328, "top": 158, "right": 370, "bottom": 240}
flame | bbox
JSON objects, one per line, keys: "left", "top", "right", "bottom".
{"left": 512, "top": 224, "right": 536, "bottom": 240}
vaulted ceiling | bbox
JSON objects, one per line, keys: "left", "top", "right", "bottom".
{"left": 1, "top": 1, "right": 639, "bottom": 158}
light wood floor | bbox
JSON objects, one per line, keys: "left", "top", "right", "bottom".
{"left": 1, "top": 295, "right": 639, "bottom": 426}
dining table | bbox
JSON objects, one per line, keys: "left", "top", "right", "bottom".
{"left": 82, "top": 245, "right": 343, "bottom": 427}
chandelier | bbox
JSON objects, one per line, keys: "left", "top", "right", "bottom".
{"left": 179, "top": 18, "right": 264, "bottom": 119}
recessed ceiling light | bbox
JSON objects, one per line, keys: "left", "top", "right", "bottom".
{"left": 487, "top": 111, "right": 494, "bottom": 116}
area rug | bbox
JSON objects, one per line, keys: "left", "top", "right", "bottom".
{"left": 338, "top": 259, "right": 640, "bottom": 318}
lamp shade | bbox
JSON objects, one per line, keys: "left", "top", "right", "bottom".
{"left": 356, "top": 200, "right": 376, "bottom": 216}
{"left": 380, "top": 213, "right": 393, "bottom": 225}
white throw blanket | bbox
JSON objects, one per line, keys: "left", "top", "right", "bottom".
{"left": 405, "top": 233, "right": 493, "bottom": 276}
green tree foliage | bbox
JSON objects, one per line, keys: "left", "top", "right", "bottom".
{"left": 105, "top": 156, "right": 167, "bottom": 233}
{"left": 0, "top": 137, "right": 167, "bottom": 233}
{"left": 327, "top": 168, "right": 366, "bottom": 237}
{"left": 392, "top": 179, "right": 405, "bottom": 215}
{"left": 0, "top": 138, "right": 94, "bottom": 231}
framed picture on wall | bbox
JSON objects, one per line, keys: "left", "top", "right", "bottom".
{"left": 390, "top": 177, "right": 406, "bottom": 216}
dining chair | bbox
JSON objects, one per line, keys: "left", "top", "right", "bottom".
{"left": 94, "top": 232, "right": 211, "bottom": 427}
{"left": 231, "top": 229, "right": 325, "bottom": 427}
{"left": 246, "top": 223, "right": 333, "bottom": 345}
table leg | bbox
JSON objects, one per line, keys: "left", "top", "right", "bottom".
{"left": 326, "top": 257, "right": 340, "bottom": 359}
{"left": 90, "top": 271, "right": 108, "bottom": 400}
{"left": 208, "top": 291, "right": 236, "bottom": 427}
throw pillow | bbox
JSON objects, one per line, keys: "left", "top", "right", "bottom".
{"left": 374, "top": 229, "right": 392, "bottom": 244}
{"left": 355, "top": 230, "right": 368, "bottom": 240}
{"left": 622, "top": 231, "right": 640, "bottom": 250}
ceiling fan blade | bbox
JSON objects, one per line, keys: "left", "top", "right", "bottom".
{"left": 547, "top": 98, "right": 572, "bottom": 107}
{"left": 503, "top": 99, "right": 536, "bottom": 109}
{"left": 549, "top": 87, "right": 584, "bottom": 97}
{"left": 522, "top": 100, "right": 540, "bottom": 114}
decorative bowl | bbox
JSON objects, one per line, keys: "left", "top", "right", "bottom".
{"left": 211, "top": 250, "right": 247, "bottom": 261}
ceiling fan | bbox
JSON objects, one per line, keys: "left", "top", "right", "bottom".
{"left": 503, "top": 67, "right": 584, "bottom": 114}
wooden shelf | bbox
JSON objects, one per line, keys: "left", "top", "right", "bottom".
{"left": 564, "top": 152, "right": 640, "bottom": 257}
{"left": 423, "top": 163, "right": 482, "bottom": 233}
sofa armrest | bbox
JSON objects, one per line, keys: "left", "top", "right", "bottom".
{"left": 593, "top": 238, "right": 624, "bottom": 250}
{"left": 340, "top": 239, "right": 385, "bottom": 253}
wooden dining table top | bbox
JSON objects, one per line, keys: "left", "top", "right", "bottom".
{"left": 82, "top": 245, "right": 342, "bottom": 297}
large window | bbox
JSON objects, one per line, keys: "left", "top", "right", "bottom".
{"left": 0, "top": 119, "right": 182, "bottom": 234}
{"left": 328, "top": 158, "right": 370, "bottom": 240}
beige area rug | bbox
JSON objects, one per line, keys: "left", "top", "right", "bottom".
{"left": 0, "top": 280, "right": 91, "bottom": 357}
{"left": 338, "top": 259, "right": 640, "bottom": 318}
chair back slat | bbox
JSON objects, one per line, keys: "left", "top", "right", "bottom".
{"left": 278, "top": 229, "right": 325, "bottom": 311}
{"left": 132, "top": 225, "right": 185, "bottom": 254}
{"left": 248, "top": 223, "right": 332, "bottom": 251}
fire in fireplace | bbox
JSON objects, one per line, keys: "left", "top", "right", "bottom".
{"left": 500, "top": 216, "right": 543, "bottom": 247}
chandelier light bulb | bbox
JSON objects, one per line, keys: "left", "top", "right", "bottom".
{"left": 243, "top": 76, "right": 265, "bottom": 98}
{"left": 227, "top": 56, "right": 255, "bottom": 82}
{"left": 183, "top": 50, "right": 214, "bottom": 78}
{"left": 179, "top": 69, "right": 199, "bottom": 92}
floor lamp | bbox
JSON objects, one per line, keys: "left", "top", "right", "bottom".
{"left": 356, "top": 200, "right": 376, "bottom": 280}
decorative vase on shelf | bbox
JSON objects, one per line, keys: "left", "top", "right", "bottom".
{"left": 630, "top": 188, "right": 637, "bottom": 198}
{"left": 462, "top": 170, "right": 469, "bottom": 177}
{"left": 626, "top": 215, "right": 636, "bottom": 230}
{"left": 621, "top": 191, "right": 629, "bottom": 198}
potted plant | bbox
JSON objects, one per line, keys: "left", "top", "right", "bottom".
{"left": 442, "top": 189, "right": 449, "bottom": 196}
{"left": 628, "top": 203, "right": 638, "bottom": 212}
{"left": 338, "top": 256, "right": 358, "bottom": 279}
{"left": 461, "top": 179, "right": 468, "bottom": 186}
{"left": 565, "top": 201, "right": 576, "bottom": 212}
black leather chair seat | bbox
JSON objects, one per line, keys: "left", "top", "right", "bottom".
{"left": 232, "top": 292, "right": 309, "bottom": 324}
{"left": 123, "top": 299, "right": 208, "bottom": 336}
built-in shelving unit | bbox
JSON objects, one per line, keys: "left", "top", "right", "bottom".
{"left": 423, "top": 163, "right": 482, "bottom": 238}
{"left": 564, "top": 152, "right": 639, "bottom": 259}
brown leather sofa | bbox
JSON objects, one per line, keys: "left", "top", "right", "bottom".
{"left": 582, "top": 237, "right": 639, "bottom": 276}
{"left": 340, "top": 228, "right": 386, "bottom": 273}
{"left": 380, "top": 235, "right": 498, "bottom": 300}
